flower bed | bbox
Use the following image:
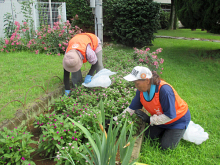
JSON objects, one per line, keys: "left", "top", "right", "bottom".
{"left": 0, "top": 46, "right": 163, "bottom": 164}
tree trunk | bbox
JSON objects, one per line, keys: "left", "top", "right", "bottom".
{"left": 169, "top": 0, "right": 177, "bottom": 30}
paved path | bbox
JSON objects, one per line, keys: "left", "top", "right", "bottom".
{"left": 156, "top": 35, "right": 220, "bottom": 43}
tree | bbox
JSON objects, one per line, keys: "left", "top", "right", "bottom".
{"left": 203, "top": 0, "right": 220, "bottom": 33}
{"left": 176, "top": 0, "right": 220, "bottom": 34}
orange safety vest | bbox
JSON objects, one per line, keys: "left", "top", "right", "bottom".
{"left": 66, "top": 33, "right": 98, "bottom": 63}
{"left": 140, "top": 80, "right": 188, "bottom": 125}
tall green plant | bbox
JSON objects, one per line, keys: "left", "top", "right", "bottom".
{"left": 3, "top": 13, "right": 15, "bottom": 38}
{"left": 20, "top": 1, "right": 35, "bottom": 40}
{"left": 67, "top": 99, "right": 148, "bottom": 165}
{"left": 112, "top": 0, "right": 160, "bottom": 47}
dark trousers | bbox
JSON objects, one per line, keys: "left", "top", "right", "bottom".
{"left": 145, "top": 125, "right": 186, "bottom": 150}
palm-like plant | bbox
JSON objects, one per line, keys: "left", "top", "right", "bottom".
{"left": 67, "top": 99, "right": 148, "bottom": 165}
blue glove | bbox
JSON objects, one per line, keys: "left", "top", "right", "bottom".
{"left": 65, "top": 90, "right": 71, "bottom": 96}
{"left": 84, "top": 75, "right": 92, "bottom": 84}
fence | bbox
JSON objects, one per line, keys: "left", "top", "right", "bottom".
{"left": 0, "top": 0, "right": 66, "bottom": 39}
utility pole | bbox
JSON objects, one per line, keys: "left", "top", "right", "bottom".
{"left": 90, "top": 0, "right": 103, "bottom": 45}
{"left": 49, "top": 0, "right": 53, "bottom": 28}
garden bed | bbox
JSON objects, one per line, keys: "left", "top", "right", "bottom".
{"left": 0, "top": 46, "right": 157, "bottom": 164}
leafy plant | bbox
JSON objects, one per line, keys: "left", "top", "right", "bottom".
{"left": 0, "top": 126, "right": 37, "bottom": 165}
{"left": 133, "top": 47, "right": 164, "bottom": 74}
{"left": 1, "top": 16, "right": 82, "bottom": 55}
{"left": 159, "top": 9, "right": 170, "bottom": 29}
{"left": 3, "top": 13, "right": 15, "bottom": 38}
{"left": 66, "top": 99, "right": 148, "bottom": 165}
{"left": 112, "top": 0, "right": 161, "bottom": 47}
{"left": 34, "top": 112, "right": 82, "bottom": 158}
{"left": 54, "top": 141, "right": 87, "bottom": 165}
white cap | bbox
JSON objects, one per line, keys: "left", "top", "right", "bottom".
{"left": 123, "top": 66, "right": 152, "bottom": 81}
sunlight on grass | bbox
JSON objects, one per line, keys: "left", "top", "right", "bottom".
{"left": 156, "top": 28, "right": 220, "bottom": 40}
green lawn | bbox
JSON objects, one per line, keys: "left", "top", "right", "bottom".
{"left": 156, "top": 28, "right": 220, "bottom": 40}
{"left": 0, "top": 51, "right": 90, "bottom": 123}
{"left": 109, "top": 36, "right": 220, "bottom": 164}
{"left": 137, "top": 39, "right": 220, "bottom": 165}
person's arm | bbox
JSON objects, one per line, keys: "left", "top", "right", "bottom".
{"left": 150, "top": 85, "right": 176, "bottom": 125}
{"left": 113, "top": 90, "right": 143, "bottom": 121}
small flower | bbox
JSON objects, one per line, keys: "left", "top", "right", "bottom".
{"left": 21, "top": 157, "right": 25, "bottom": 160}
{"left": 57, "top": 131, "right": 59, "bottom": 134}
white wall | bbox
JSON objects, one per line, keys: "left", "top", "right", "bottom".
{"left": 0, "top": 0, "right": 26, "bottom": 38}
{"left": 0, "top": 1, "right": 66, "bottom": 39}
{"left": 153, "top": 0, "right": 171, "bottom": 4}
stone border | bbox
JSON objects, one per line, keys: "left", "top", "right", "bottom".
{"left": 0, "top": 84, "right": 65, "bottom": 131}
{"left": 130, "top": 123, "right": 146, "bottom": 162}
{"left": 156, "top": 35, "right": 220, "bottom": 43}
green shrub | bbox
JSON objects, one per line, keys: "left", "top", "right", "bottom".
{"left": 112, "top": 0, "right": 160, "bottom": 47}
{"left": 54, "top": 0, "right": 94, "bottom": 32}
{"left": 159, "top": 9, "right": 170, "bottom": 29}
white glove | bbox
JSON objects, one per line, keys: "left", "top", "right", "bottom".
{"left": 113, "top": 107, "right": 135, "bottom": 121}
{"left": 150, "top": 114, "right": 172, "bottom": 126}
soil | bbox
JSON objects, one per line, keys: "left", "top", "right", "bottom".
{"left": 27, "top": 125, "right": 57, "bottom": 165}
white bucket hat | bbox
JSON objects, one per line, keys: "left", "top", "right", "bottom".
{"left": 123, "top": 66, "right": 152, "bottom": 81}
{"left": 63, "top": 49, "right": 83, "bottom": 72}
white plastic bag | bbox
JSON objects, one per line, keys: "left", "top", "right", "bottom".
{"left": 82, "top": 68, "right": 117, "bottom": 88}
{"left": 182, "top": 121, "right": 209, "bottom": 145}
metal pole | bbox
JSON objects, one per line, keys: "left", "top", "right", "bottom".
{"left": 49, "top": 0, "right": 53, "bottom": 28}
{"left": 95, "top": 0, "right": 103, "bottom": 45}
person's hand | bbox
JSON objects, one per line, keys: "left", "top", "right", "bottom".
{"left": 105, "top": 119, "right": 116, "bottom": 132}
{"left": 84, "top": 75, "right": 92, "bottom": 84}
{"left": 135, "top": 109, "right": 150, "bottom": 124}
{"left": 64, "top": 90, "right": 71, "bottom": 96}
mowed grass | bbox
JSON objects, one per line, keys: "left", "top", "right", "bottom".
{"left": 110, "top": 36, "right": 220, "bottom": 164}
{"left": 137, "top": 39, "right": 220, "bottom": 164}
{"left": 156, "top": 28, "right": 220, "bottom": 40}
{"left": 0, "top": 51, "right": 90, "bottom": 123}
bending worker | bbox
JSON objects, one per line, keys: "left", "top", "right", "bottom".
{"left": 121, "top": 66, "right": 191, "bottom": 150}
{"left": 63, "top": 33, "right": 104, "bottom": 95}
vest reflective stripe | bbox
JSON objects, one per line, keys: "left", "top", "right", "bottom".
{"left": 66, "top": 33, "right": 98, "bottom": 63}
{"left": 140, "top": 80, "right": 188, "bottom": 125}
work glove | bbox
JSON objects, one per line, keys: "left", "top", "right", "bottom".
{"left": 64, "top": 90, "right": 71, "bottom": 96}
{"left": 84, "top": 75, "right": 92, "bottom": 84}
{"left": 105, "top": 119, "right": 116, "bottom": 132}
{"left": 135, "top": 109, "right": 150, "bottom": 124}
